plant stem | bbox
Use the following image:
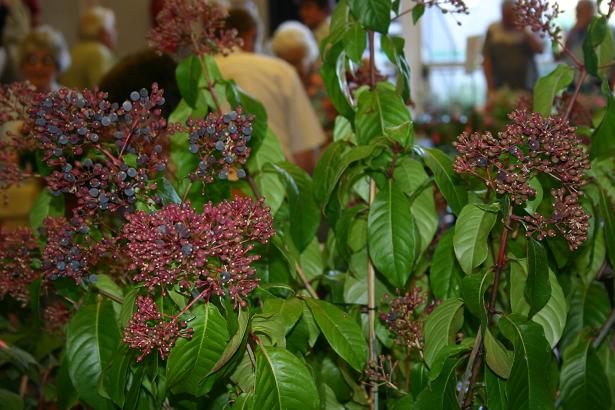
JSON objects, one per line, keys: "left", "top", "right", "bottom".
{"left": 243, "top": 166, "right": 261, "bottom": 199}
{"left": 98, "top": 288, "right": 124, "bottom": 304}
{"left": 593, "top": 306, "right": 615, "bottom": 349}
{"left": 175, "top": 288, "right": 209, "bottom": 319}
{"left": 563, "top": 68, "right": 587, "bottom": 122}
{"left": 295, "top": 262, "right": 319, "bottom": 298}
{"left": 182, "top": 181, "right": 193, "bottom": 203}
{"left": 367, "top": 30, "right": 379, "bottom": 410}
{"left": 462, "top": 207, "right": 513, "bottom": 407}
{"left": 190, "top": 37, "right": 223, "bottom": 115}
{"left": 457, "top": 326, "right": 482, "bottom": 405}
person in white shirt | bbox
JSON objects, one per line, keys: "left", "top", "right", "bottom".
{"left": 217, "top": 8, "right": 326, "bottom": 172}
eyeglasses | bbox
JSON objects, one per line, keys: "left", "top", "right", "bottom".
{"left": 24, "top": 53, "right": 56, "bottom": 67}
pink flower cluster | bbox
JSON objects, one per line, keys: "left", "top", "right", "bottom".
{"left": 513, "top": 0, "right": 562, "bottom": 42}
{"left": 454, "top": 110, "right": 591, "bottom": 250}
{"left": 147, "top": 0, "right": 241, "bottom": 58}
{"left": 123, "top": 197, "right": 274, "bottom": 307}
{"left": 0, "top": 227, "right": 39, "bottom": 305}
{"left": 123, "top": 296, "right": 193, "bottom": 362}
{"left": 29, "top": 85, "right": 168, "bottom": 218}
{"left": 174, "top": 108, "right": 253, "bottom": 183}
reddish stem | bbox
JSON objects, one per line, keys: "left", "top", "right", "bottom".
{"left": 563, "top": 68, "right": 587, "bottom": 122}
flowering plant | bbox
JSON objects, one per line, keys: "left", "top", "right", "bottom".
{"left": 1, "top": 1, "right": 615, "bottom": 409}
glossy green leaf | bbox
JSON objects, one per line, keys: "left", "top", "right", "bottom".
{"left": 305, "top": 298, "right": 368, "bottom": 371}
{"left": 175, "top": 55, "right": 202, "bottom": 108}
{"left": 0, "top": 389, "right": 23, "bottom": 410}
{"left": 562, "top": 281, "right": 610, "bottom": 348}
{"left": 321, "top": 43, "right": 354, "bottom": 120}
{"left": 484, "top": 328, "right": 513, "bottom": 379}
{"left": 412, "top": 4, "right": 426, "bottom": 24}
{"left": 430, "top": 228, "right": 463, "bottom": 300}
{"left": 393, "top": 157, "right": 438, "bottom": 254}
{"left": 532, "top": 64, "right": 575, "bottom": 116}
{"left": 254, "top": 346, "right": 319, "bottom": 410}
{"left": 65, "top": 299, "right": 119, "bottom": 410}
{"left": 208, "top": 307, "right": 249, "bottom": 376}
{"left": 597, "top": 344, "right": 615, "bottom": 410}
{"left": 368, "top": 179, "right": 416, "bottom": 288}
{"left": 414, "top": 357, "right": 463, "bottom": 410}
{"left": 461, "top": 270, "right": 494, "bottom": 326}
{"left": 347, "top": 0, "right": 391, "bottom": 33}
{"left": 423, "top": 298, "right": 464, "bottom": 368}
{"left": 559, "top": 333, "right": 611, "bottom": 410}
{"left": 591, "top": 94, "right": 615, "bottom": 161}
{"left": 499, "top": 314, "right": 555, "bottom": 410}
{"left": 582, "top": 16, "right": 609, "bottom": 76}
{"left": 599, "top": 189, "right": 615, "bottom": 269}
{"left": 29, "top": 189, "right": 65, "bottom": 230}
{"left": 262, "top": 297, "right": 303, "bottom": 335}
{"left": 485, "top": 367, "right": 508, "bottom": 410}
{"left": 428, "top": 337, "right": 473, "bottom": 382}
{"left": 166, "top": 303, "right": 229, "bottom": 395}
{"left": 381, "top": 35, "right": 411, "bottom": 101}
{"left": 101, "top": 344, "right": 131, "bottom": 407}
{"left": 343, "top": 21, "right": 366, "bottom": 63}
{"left": 247, "top": 129, "right": 286, "bottom": 214}
{"left": 453, "top": 204, "right": 498, "bottom": 274}
{"left": 526, "top": 239, "right": 551, "bottom": 318}
{"left": 267, "top": 162, "right": 320, "bottom": 251}
{"left": 355, "top": 82, "right": 413, "bottom": 146}
{"left": 510, "top": 261, "right": 568, "bottom": 348}
{"left": 421, "top": 148, "right": 467, "bottom": 215}
{"left": 524, "top": 177, "right": 543, "bottom": 215}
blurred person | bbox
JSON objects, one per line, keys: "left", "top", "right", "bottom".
{"left": 217, "top": 8, "right": 326, "bottom": 172}
{"left": 17, "top": 25, "right": 70, "bottom": 91}
{"left": 483, "top": 0, "right": 544, "bottom": 96}
{"left": 99, "top": 49, "right": 180, "bottom": 118}
{"left": 298, "top": 0, "right": 332, "bottom": 47}
{"left": 0, "top": 0, "right": 31, "bottom": 83}
{"left": 271, "top": 21, "right": 336, "bottom": 138}
{"left": 60, "top": 6, "right": 116, "bottom": 90}
{"left": 557, "top": 0, "right": 596, "bottom": 64}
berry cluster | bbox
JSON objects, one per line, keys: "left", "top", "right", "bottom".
{"left": 123, "top": 296, "right": 193, "bottom": 362}
{"left": 147, "top": 0, "right": 241, "bottom": 58}
{"left": 0, "top": 227, "right": 39, "bottom": 306}
{"left": 0, "top": 82, "right": 38, "bottom": 124}
{"left": 454, "top": 110, "right": 591, "bottom": 250}
{"left": 43, "top": 300, "right": 71, "bottom": 335}
{"left": 122, "top": 197, "right": 273, "bottom": 307}
{"left": 419, "top": 0, "right": 469, "bottom": 15}
{"left": 41, "top": 217, "right": 101, "bottom": 283}
{"left": 380, "top": 289, "right": 428, "bottom": 353}
{"left": 364, "top": 355, "right": 398, "bottom": 390}
{"left": 513, "top": 0, "right": 561, "bottom": 42}
{"left": 174, "top": 108, "right": 253, "bottom": 183}
{"left": 29, "top": 85, "right": 168, "bottom": 218}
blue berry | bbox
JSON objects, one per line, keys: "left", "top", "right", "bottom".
{"left": 181, "top": 243, "right": 193, "bottom": 256}
{"left": 215, "top": 141, "right": 225, "bottom": 151}
{"left": 228, "top": 124, "right": 237, "bottom": 133}
{"left": 56, "top": 261, "right": 66, "bottom": 271}
{"left": 154, "top": 145, "right": 162, "bottom": 153}
{"left": 88, "top": 274, "right": 97, "bottom": 283}
{"left": 98, "top": 101, "right": 106, "bottom": 110}
{"left": 70, "top": 260, "right": 81, "bottom": 270}
{"left": 130, "top": 91, "right": 140, "bottom": 101}
{"left": 89, "top": 188, "right": 99, "bottom": 197}
{"left": 58, "top": 135, "right": 68, "bottom": 145}
{"left": 90, "top": 179, "right": 100, "bottom": 187}
{"left": 156, "top": 163, "right": 166, "bottom": 172}
{"left": 78, "top": 127, "right": 88, "bottom": 135}
{"left": 237, "top": 169, "right": 246, "bottom": 178}
{"left": 140, "top": 88, "right": 148, "bottom": 97}
{"left": 189, "top": 144, "right": 199, "bottom": 154}
{"left": 242, "top": 126, "right": 252, "bottom": 135}
{"left": 219, "top": 171, "right": 228, "bottom": 180}
{"left": 53, "top": 148, "right": 62, "bottom": 157}
{"left": 63, "top": 164, "right": 72, "bottom": 172}
{"left": 198, "top": 161, "right": 207, "bottom": 170}
{"left": 79, "top": 225, "right": 89, "bottom": 234}
{"left": 124, "top": 187, "right": 135, "bottom": 197}
{"left": 123, "top": 101, "right": 133, "bottom": 111}
{"left": 35, "top": 118, "right": 46, "bottom": 126}
{"left": 118, "top": 171, "right": 127, "bottom": 181}
{"left": 60, "top": 238, "right": 69, "bottom": 246}
{"left": 225, "top": 155, "right": 233, "bottom": 163}
{"left": 101, "top": 117, "right": 111, "bottom": 126}
{"left": 89, "top": 133, "right": 99, "bottom": 142}
{"left": 127, "top": 168, "right": 137, "bottom": 178}
{"left": 83, "top": 158, "right": 93, "bottom": 168}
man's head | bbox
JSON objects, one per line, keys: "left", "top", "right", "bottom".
{"left": 79, "top": 6, "right": 117, "bottom": 50}
{"left": 225, "top": 8, "right": 258, "bottom": 52}
{"left": 298, "top": 0, "right": 332, "bottom": 30}
{"left": 501, "top": 0, "right": 516, "bottom": 29}
{"left": 576, "top": 1, "right": 596, "bottom": 29}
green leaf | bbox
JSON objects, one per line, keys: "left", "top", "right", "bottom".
{"left": 423, "top": 298, "right": 464, "bottom": 368}
{"left": 510, "top": 261, "right": 568, "bottom": 348}
{"left": 267, "top": 162, "right": 320, "bottom": 251}
{"left": 453, "top": 204, "right": 498, "bottom": 274}
{"left": 381, "top": 35, "right": 411, "bottom": 101}
{"left": 591, "top": 95, "right": 615, "bottom": 160}
{"left": 414, "top": 357, "right": 463, "bottom": 410}
{"left": 498, "top": 314, "right": 555, "bottom": 410}
{"left": 525, "top": 239, "right": 551, "bottom": 318}
{"left": 562, "top": 281, "right": 610, "bottom": 348}
{"left": 65, "top": 299, "right": 119, "bottom": 410}
{"left": 599, "top": 189, "right": 615, "bottom": 269}
{"left": 394, "top": 157, "right": 437, "bottom": 254}
{"left": 597, "top": 344, "right": 615, "bottom": 410}
{"left": 343, "top": 22, "right": 366, "bottom": 63}
{"left": 262, "top": 297, "right": 303, "bottom": 335}
{"left": 176, "top": 55, "right": 202, "bottom": 108}
{"left": 421, "top": 148, "right": 467, "bottom": 215}
{"left": 29, "top": 189, "right": 64, "bottom": 230}
{"left": 461, "top": 270, "right": 494, "bottom": 326}
{"left": 254, "top": 346, "right": 319, "bottom": 410}
{"left": 208, "top": 307, "right": 249, "bottom": 376}
{"left": 428, "top": 338, "right": 474, "bottom": 382}
{"left": 559, "top": 333, "right": 612, "bottom": 410}
{"left": 355, "top": 82, "right": 413, "bottom": 147}
{"left": 485, "top": 367, "right": 508, "bottom": 410}
{"left": 0, "top": 389, "right": 23, "bottom": 410}
{"left": 430, "top": 228, "right": 463, "bottom": 300}
{"left": 56, "top": 357, "right": 79, "bottom": 410}
{"left": 583, "top": 16, "right": 609, "bottom": 76}
{"left": 368, "top": 178, "right": 416, "bottom": 288}
{"left": 247, "top": 129, "right": 286, "bottom": 214}
{"left": 101, "top": 344, "right": 131, "bottom": 407}
{"left": 412, "top": 4, "right": 426, "bottom": 24}
{"left": 305, "top": 299, "right": 368, "bottom": 371}
{"left": 532, "top": 64, "right": 575, "bottom": 116}
{"left": 347, "top": 0, "right": 391, "bottom": 33}
{"left": 524, "top": 177, "right": 543, "bottom": 215}
{"left": 166, "top": 303, "right": 229, "bottom": 396}
{"left": 484, "top": 328, "right": 513, "bottom": 379}
{"left": 321, "top": 43, "right": 354, "bottom": 120}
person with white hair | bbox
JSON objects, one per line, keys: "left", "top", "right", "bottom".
{"left": 60, "top": 6, "right": 116, "bottom": 89}
{"left": 18, "top": 24, "right": 70, "bottom": 91}
{"left": 272, "top": 21, "right": 336, "bottom": 139}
